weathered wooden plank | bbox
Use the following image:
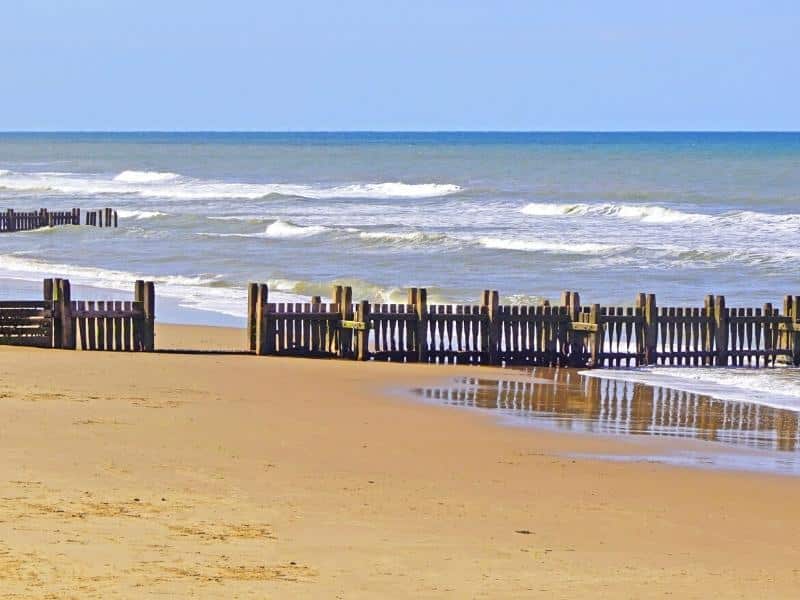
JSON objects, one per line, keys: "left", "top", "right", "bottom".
{"left": 0, "top": 301, "right": 51, "bottom": 308}
{"left": 123, "top": 301, "right": 133, "bottom": 351}
{"left": 114, "top": 300, "right": 123, "bottom": 351}
{"left": 96, "top": 301, "right": 106, "bottom": 351}
{"left": 86, "top": 301, "right": 97, "bottom": 350}
{"left": 77, "top": 301, "right": 87, "bottom": 350}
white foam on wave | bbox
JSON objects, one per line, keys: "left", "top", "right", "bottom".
{"left": 521, "top": 202, "right": 709, "bottom": 223}
{"left": 0, "top": 253, "right": 307, "bottom": 318}
{"left": 581, "top": 367, "right": 800, "bottom": 413}
{"left": 263, "top": 220, "right": 328, "bottom": 238}
{"left": 116, "top": 209, "right": 167, "bottom": 220}
{"left": 479, "top": 237, "right": 621, "bottom": 254}
{"left": 358, "top": 230, "right": 449, "bottom": 244}
{"left": 268, "top": 277, "right": 410, "bottom": 304}
{"left": 196, "top": 219, "right": 329, "bottom": 239}
{"left": 207, "top": 215, "right": 269, "bottom": 222}
{"left": 326, "top": 182, "right": 462, "bottom": 199}
{"left": 113, "top": 170, "right": 181, "bottom": 183}
{"left": 0, "top": 169, "right": 460, "bottom": 201}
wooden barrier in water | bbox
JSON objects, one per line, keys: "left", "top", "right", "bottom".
{"left": 0, "top": 278, "right": 154, "bottom": 351}
{"left": 0, "top": 208, "right": 118, "bottom": 232}
{"left": 248, "top": 283, "right": 800, "bottom": 369}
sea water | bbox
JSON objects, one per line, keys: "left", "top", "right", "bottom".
{"left": 1, "top": 132, "right": 799, "bottom": 405}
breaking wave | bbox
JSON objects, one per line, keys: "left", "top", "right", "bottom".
{"left": 0, "top": 169, "right": 461, "bottom": 201}
{"left": 113, "top": 170, "right": 181, "bottom": 183}
{"left": 0, "top": 253, "right": 306, "bottom": 318}
{"left": 521, "top": 202, "right": 709, "bottom": 223}
{"left": 479, "top": 237, "right": 622, "bottom": 254}
{"left": 262, "top": 220, "right": 329, "bottom": 238}
{"left": 116, "top": 209, "right": 167, "bottom": 220}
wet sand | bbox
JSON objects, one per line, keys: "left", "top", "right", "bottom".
{"left": 1, "top": 323, "right": 799, "bottom": 597}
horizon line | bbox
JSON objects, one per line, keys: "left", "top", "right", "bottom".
{"left": 1, "top": 129, "right": 800, "bottom": 134}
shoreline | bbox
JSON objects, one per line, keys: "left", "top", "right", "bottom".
{"left": 1, "top": 322, "right": 799, "bottom": 596}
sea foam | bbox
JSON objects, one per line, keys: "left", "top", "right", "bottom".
{"left": 113, "top": 170, "right": 181, "bottom": 183}
{"left": 262, "top": 220, "right": 329, "bottom": 238}
{"left": 0, "top": 169, "right": 461, "bottom": 201}
{"left": 116, "top": 209, "right": 167, "bottom": 220}
{"left": 478, "top": 237, "right": 621, "bottom": 254}
{"left": 521, "top": 202, "right": 709, "bottom": 223}
{"left": 0, "top": 253, "right": 307, "bottom": 318}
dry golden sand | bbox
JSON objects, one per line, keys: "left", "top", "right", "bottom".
{"left": 0, "top": 323, "right": 798, "bottom": 598}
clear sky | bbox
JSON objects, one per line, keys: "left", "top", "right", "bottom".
{"left": 2, "top": 1, "right": 798, "bottom": 131}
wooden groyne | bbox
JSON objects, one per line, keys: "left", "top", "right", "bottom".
{"left": 0, "top": 208, "right": 118, "bottom": 232}
{"left": 247, "top": 284, "right": 800, "bottom": 369}
{"left": 0, "top": 278, "right": 154, "bottom": 351}
{"left": 3, "top": 278, "right": 799, "bottom": 368}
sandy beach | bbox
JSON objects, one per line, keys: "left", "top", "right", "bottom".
{"left": 0, "top": 322, "right": 798, "bottom": 598}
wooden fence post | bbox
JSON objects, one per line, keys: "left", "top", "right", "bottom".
{"left": 339, "top": 286, "right": 353, "bottom": 359}
{"left": 416, "top": 288, "right": 428, "bottom": 363}
{"left": 568, "top": 291, "right": 581, "bottom": 364}
{"left": 44, "top": 278, "right": 56, "bottom": 348}
{"left": 310, "top": 295, "right": 322, "bottom": 355}
{"left": 255, "top": 283, "right": 269, "bottom": 355}
{"left": 634, "top": 293, "right": 645, "bottom": 361}
{"left": 43, "top": 278, "right": 54, "bottom": 302}
{"left": 714, "top": 295, "right": 728, "bottom": 366}
{"left": 356, "top": 300, "right": 370, "bottom": 361}
{"left": 6, "top": 209, "right": 14, "bottom": 233}
{"left": 247, "top": 283, "right": 258, "bottom": 352}
{"left": 793, "top": 295, "right": 800, "bottom": 366}
{"left": 704, "top": 294, "right": 714, "bottom": 365}
{"left": 590, "top": 303, "right": 602, "bottom": 367}
{"left": 479, "top": 290, "right": 490, "bottom": 363}
{"left": 331, "top": 286, "right": 343, "bottom": 355}
{"left": 764, "top": 302, "right": 774, "bottom": 366}
{"left": 779, "top": 295, "right": 793, "bottom": 365}
{"left": 142, "top": 281, "right": 155, "bottom": 351}
{"left": 407, "top": 288, "right": 418, "bottom": 360}
{"left": 487, "top": 290, "right": 500, "bottom": 365}
{"left": 643, "top": 293, "right": 657, "bottom": 365}
{"left": 59, "top": 279, "right": 74, "bottom": 349}
{"left": 135, "top": 280, "right": 145, "bottom": 350}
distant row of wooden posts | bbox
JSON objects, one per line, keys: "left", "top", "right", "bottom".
{"left": 0, "top": 208, "right": 118, "bottom": 232}
{"left": 247, "top": 284, "right": 800, "bottom": 368}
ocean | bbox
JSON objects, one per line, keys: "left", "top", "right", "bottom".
{"left": 2, "top": 131, "right": 800, "bottom": 407}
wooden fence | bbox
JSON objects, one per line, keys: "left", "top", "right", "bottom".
{"left": 0, "top": 300, "right": 54, "bottom": 347}
{"left": 0, "top": 208, "right": 118, "bottom": 232}
{"left": 0, "top": 279, "right": 154, "bottom": 351}
{"left": 247, "top": 284, "right": 800, "bottom": 369}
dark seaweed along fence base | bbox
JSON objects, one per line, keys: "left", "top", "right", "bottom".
{"left": 247, "top": 284, "right": 800, "bottom": 369}
{"left": 0, "top": 208, "right": 118, "bottom": 232}
{"left": 0, "top": 279, "right": 154, "bottom": 351}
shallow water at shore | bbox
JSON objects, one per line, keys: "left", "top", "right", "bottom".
{"left": 412, "top": 368, "right": 800, "bottom": 475}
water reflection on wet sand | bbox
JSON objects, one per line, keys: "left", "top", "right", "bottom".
{"left": 412, "top": 368, "right": 800, "bottom": 475}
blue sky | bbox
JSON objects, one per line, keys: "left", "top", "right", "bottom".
{"left": 2, "top": 1, "right": 798, "bottom": 130}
